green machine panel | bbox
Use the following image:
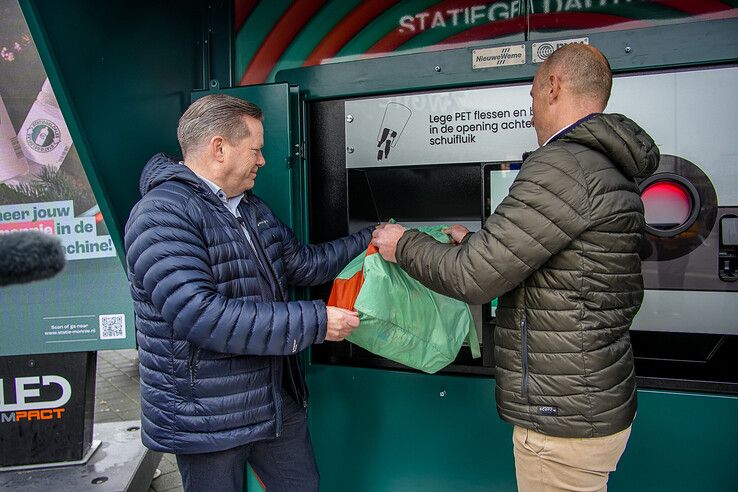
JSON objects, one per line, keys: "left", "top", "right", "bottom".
{"left": 308, "top": 365, "right": 738, "bottom": 491}
{"left": 613, "top": 390, "right": 738, "bottom": 491}
{"left": 308, "top": 365, "right": 515, "bottom": 492}
{"left": 18, "top": 0, "right": 215, "bottom": 254}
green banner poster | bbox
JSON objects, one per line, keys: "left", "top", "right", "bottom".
{"left": 0, "top": 0, "right": 135, "bottom": 356}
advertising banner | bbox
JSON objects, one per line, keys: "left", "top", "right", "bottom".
{"left": 0, "top": 0, "right": 135, "bottom": 356}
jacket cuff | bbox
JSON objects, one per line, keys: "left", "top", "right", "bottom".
{"left": 314, "top": 299, "right": 328, "bottom": 344}
{"left": 396, "top": 229, "right": 421, "bottom": 268}
{"left": 359, "top": 225, "right": 373, "bottom": 248}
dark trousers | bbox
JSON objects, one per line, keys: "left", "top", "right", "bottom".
{"left": 176, "top": 395, "right": 319, "bottom": 492}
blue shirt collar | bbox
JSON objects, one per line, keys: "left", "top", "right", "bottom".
{"left": 188, "top": 165, "right": 244, "bottom": 216}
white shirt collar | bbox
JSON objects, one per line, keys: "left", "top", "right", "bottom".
{"left": 543, "top": 124, "right": 572, "bottom": 147}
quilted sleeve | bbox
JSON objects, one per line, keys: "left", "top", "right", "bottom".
{"left": 124, "top": 195, "right": 327, "bottom": 355}
{"left": 279, "top": 222, "right": 372, "bottom": 287}
{"left": 396, "top": 148, "right": 591, "bottom": 304}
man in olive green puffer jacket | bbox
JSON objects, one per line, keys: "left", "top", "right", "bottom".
{"left": 372, "top": 44, "right": 659, "bottom": 491}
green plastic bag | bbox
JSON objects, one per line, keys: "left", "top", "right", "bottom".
{"left": 331, "top": 225, "right": 480, "bottom": 374}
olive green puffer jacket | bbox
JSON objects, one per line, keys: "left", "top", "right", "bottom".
{"left": 397, "top": 113, "right": 659, "bottom": 438}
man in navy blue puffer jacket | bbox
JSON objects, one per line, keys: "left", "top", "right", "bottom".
{"left": 124, "top": 94, "right": 371, "bottom": 492}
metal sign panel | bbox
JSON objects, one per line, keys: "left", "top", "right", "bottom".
{"left": 472, "top": 44, "right": 526, "bottom": 69}
{"left": 531, "top": 37, "right": 589, "bottom": 63}
{"left": 346, "top": 84, "right": 536, "bottom": 168}
{"left": 346, "top": 65, "right": 738, "bottom": 203}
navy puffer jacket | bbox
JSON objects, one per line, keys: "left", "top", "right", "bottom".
{"left": 124, "top": 154, "right": 370, "bottom": 454}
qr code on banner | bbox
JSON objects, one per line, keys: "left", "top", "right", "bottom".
{"left": 99, "top": 314, "right": 126, "bottom": 340}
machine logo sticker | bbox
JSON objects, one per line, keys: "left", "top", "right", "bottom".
{"left": 536, "top": 43, "right": 556, "bottom": 61}
{"left": 532, "top": 37, "right": 589, "bottom": 63}
{"left": 25, "top": 118, "right": 61, "bottom": 153}
{"left": 472, "top": 44, "right": 526, "bottom": 69}
{"left": 376, "top": 102, "right": 412, "bottom": 161}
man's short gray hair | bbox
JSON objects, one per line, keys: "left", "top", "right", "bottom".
{"left": 540, "top": 43, "right": 612, "bottom": 108}
{"left": 177, "top": 94, "right": 263, "bottom": 159}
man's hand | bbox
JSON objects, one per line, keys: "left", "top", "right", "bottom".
{"left": 325, "top": 306, "right": 360, "bottom": 342}
{"left": 441, "top": 224, "right": 470, "bottom": 245}
{"left": 371, "top": 223, "right": 406, "bottom": 263}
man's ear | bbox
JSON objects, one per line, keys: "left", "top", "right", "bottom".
{"left": 548, "top": 74, "right": 562, "bottom": 104}
{"left": 207, "top": 135, "right": 226, "bottom": 162}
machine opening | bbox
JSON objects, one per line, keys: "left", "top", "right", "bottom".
{"left": 642, "top": 181, "right": 692, "bottom": 228}
{"left": 640, "top": 173, "right": 700, "bottom": 237}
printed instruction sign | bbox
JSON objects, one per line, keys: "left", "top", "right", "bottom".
{"left": 346, "top": 83, "right": 537, "bottom": 168}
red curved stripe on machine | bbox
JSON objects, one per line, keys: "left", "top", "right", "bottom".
{"left": 438, "top": 15, "right": 525, "bottom": 45}
{"left": 303, "top": 0, "right": 398, "bottom": 67}
{"left": 240, "top": 0, "right": 327, "bottom": 85}
{"left": 527, "top": 12, "right": 652, "bottom": 35}
{"left": 234, "top": 0, "right": 259, "bottom": 32}
{"left": 443, "top": 12, "right": 650, "bottom": 45}
{"left": 366, "top": 0, "right": 505, "bottom": 54}
{"left": 652, "top": 0, "right": 734, "bottom": 16}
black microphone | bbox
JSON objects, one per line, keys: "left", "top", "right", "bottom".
{"left": 0, "top": 231, "right": 66, "bottom": 287}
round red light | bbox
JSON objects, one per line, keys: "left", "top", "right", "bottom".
{"left": 641, "top": 181, "right": 692, "bottom": 230}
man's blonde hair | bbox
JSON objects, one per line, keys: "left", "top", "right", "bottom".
{"left": 177, "top": 94, "right": 263, "bottom": 159}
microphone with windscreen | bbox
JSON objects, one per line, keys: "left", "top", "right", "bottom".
{"left": 0, "top": 231, "right": 66, "bottom": 287}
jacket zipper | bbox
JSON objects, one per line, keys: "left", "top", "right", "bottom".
{"left": 237, "top": 200, "right": 286, "bottom": 301}
{"left": 188, "top": 345, "right": 198, "bottom": 393}
{"left": 236, "top": 199, "right": 295, "bottom": 437}
{"left": 521, "top": 317, "right": 528, "bottom": 398}
{"left": 521, "top": 279, "right": 529, "bottom": 399}
{"left": 295, "top": 356, "right": 309, "bottom": 408}
{"left": 274, "top": 360, "right": 283, "bottom": 438}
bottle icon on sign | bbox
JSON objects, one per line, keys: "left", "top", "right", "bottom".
{"left": 18, "top": 78, "right": 73, "bottom": 172}
{"left": 376, "top": 102, "right": 411, "bottom": 161}
{"left": 0, "top": 92, "right": 30, "bottom": 183}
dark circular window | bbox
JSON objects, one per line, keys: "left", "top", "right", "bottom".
{"left": 640, "top": 174, "right": 700, "bottom": 237}
{"left": 637, "top": 156, "right": 718, "bottom": 263}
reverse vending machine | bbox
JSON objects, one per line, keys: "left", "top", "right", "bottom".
{"left": 276, "top": 24, "right": 738, "bottom": 492}
{"left": 20, "top": 1, "right": 738, "bottom": 490}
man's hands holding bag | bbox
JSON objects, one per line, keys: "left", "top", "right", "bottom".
{"left": 372, "top": 223, "right": 470, "bottom": 262}
{"left": 325, "top": 306, "right": 360, "bottom": 341}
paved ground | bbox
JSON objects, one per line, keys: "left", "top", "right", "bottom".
{"left": 94, "top": 349, "right": 183, "bottom": 492}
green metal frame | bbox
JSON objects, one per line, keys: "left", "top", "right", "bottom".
{"left": 19, "top": 0, "right": 127, "bottom": 262}
{"left": 278, "top": 18, "right": 738, "bottom": 101}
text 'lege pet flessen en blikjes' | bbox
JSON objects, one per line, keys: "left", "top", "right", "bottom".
{"left": 428, "top": 108, "right": 532, "bottom": 146}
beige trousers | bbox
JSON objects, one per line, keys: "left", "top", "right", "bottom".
{"left": 513, "top": 425, "right": 632, "bottom": 492}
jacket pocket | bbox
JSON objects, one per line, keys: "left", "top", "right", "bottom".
{"left": 187, "top": 345, "right": 199, "bottom": 396}
{"left": 521, "top": 316, "right": 529, "bottom": 399}
{"left": 520, "top": 281, "right": 529, "bottom": 400}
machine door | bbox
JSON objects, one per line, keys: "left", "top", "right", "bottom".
{"left": 191, "top": 83, "right": 303, "bottom": 231}
{"left": 193, "top": 83, "right": 303, "bottom": 492}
